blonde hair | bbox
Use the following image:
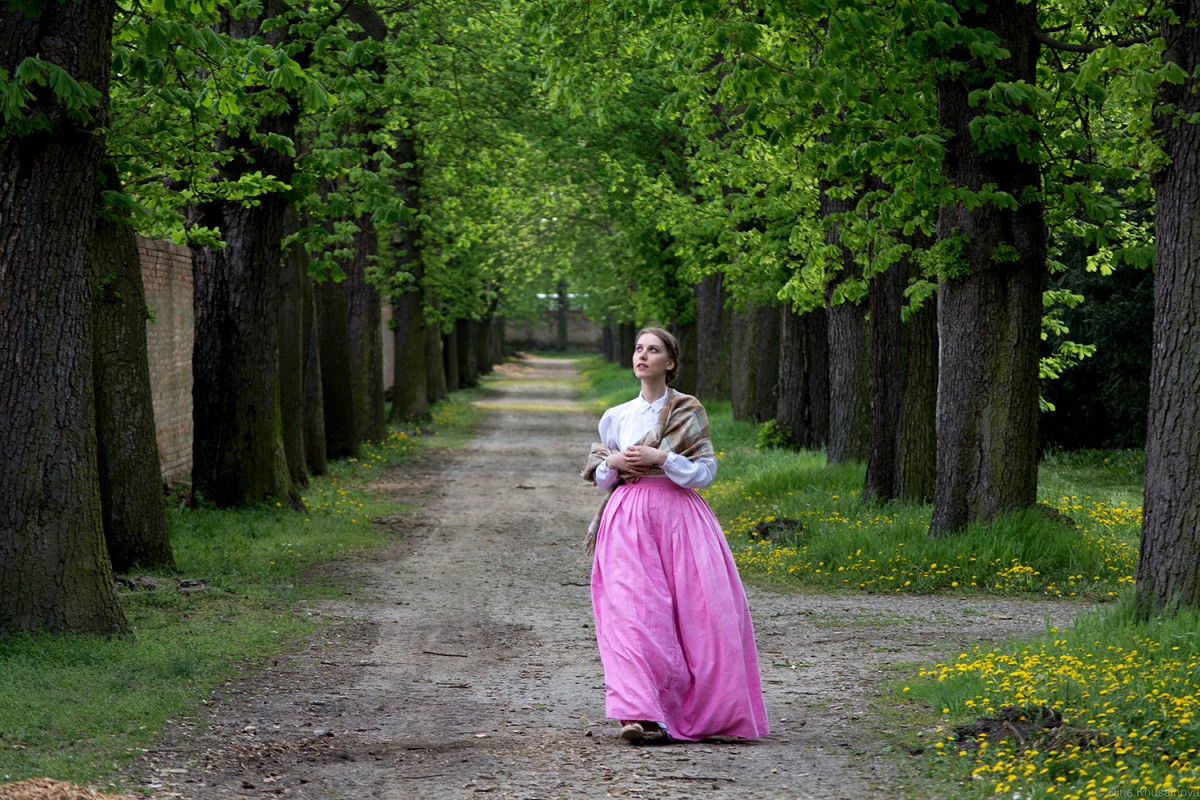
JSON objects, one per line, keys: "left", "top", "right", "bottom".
{"left": 636, "top": 327, "right": 680, "bottom": 384}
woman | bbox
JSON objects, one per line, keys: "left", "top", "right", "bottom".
{"left": 582, "top": 327, "right": 769, "bottom": 743}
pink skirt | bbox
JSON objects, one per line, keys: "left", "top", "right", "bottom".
{"left": 591, "top": 476, "right": 769, "bottom": 741}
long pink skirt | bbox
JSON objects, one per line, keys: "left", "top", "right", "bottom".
{"left": 591, "top": 476, "right": 769, "bottom": 741}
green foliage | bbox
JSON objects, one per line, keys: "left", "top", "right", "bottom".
{"left": 907, "top": 599, "right": 1200, "bottom": 797}
{"left": 0, "top": 56, "right": 103, "bottom": 136}
{"left": 755, "top": 419, "right": 801, "bottom": 452}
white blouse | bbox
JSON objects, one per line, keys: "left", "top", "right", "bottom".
{"left": 592, "top": 392, "right": 717, "bottom": 490}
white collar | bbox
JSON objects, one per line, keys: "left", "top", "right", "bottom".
{"left": 635, "top": 389, "right": 669, "bottom": 413}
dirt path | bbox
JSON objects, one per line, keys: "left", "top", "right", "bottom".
{"left": 133, "top": 355, "right": 1087, "bottom": 799}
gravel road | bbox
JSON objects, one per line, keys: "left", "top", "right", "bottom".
{"left": 131, "top": 354, "right": 1087, "bottom": 800}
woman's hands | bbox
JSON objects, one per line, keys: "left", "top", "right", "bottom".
{"left": 610, "top": 445, "right": 667, "bottom": 474}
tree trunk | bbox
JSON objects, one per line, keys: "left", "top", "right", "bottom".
{"left": 191, "top": 6, "right": 300, "bottom": 508}
{"left": 602, "top": 323, "right": 616, "bottom": 362}
{"left": 693, "top": 274, "right": 732, "bottom": 400}
{"left": 865, "top": 263, "right": 905, "bottom": 501}
{"left": 315, "top": 279, "right": 361, "bottom": 459}
{"left": 864, "top": 250, "right": 938, "bottom": 504}
{"left": 556, "top": 278, "right": 570, "bottom": 351}
{"left": 776, "top": 305, "right": 830, "bottom": 450}
{"left": 344, "top": 223, "right": 388, "bottom": 443}
{"left": 670, "top": 319, "right": 697, "bottom": 395}
{"left": 457, "top": 318, "right": 479, "bottom": 388}
{"left": 476, "top": 309, "right": 496, "bottom": 376}
{"left": 617, "top": 323, "right": 636, "bottom": 369}
{"left": 897, "top": 289, "right": 938, "bottom": 503}
{"left": 386, "top": 126, "right": 430, "bottom": 419}
{"left": 92, "top": 200, "right": 174, "bottom": 573}
{"left": 1137, "top": 0, "right": 1200, "bottom": 616}
{"left": 492, "top": 316, "right": 506, "bottom": 364}
{"left": 390, "top": 287, "right": 430, "bottom": 421}
{"left": 731, "top": 302, "right": 780, "bottom": 422}
{"left": 425, "top": 324, "right": 447, "bottom": 405}
{"left": 279, "top": 208, "right": 309, "bottom": 488}
{"left": 826, "top": 301, "right": 871, "bottom": 463}
{"left": 0, "top": 0, "right": 128, "bottom": 635}
{"left": 929, "top": 0, "right": 1044, "bottom": 536}
{"left": 301, "top": 265, "right": 328, "bottom": 477}
{"left": 443, "top": 328, "right": 460, "bottom": 392}
{"left": 823, "top": 186, "right": 871, "bottom": 464}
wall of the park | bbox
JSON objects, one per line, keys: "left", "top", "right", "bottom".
{"left": 139, "top": 237, "right": 194, "bottom": 485}
{"left": 506, "top": 309, "right": 603, "bottom": 351}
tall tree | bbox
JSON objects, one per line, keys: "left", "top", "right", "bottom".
{"left": 1137, "top": 0, "right": 1200, "bottom": 615}
{"left": 388, "top": 129, "right": 430, "bottom": 421}
{"left": 823, "top": 186, "right": 872, "bottom": 464}
{"left": 777, "top": 305, "right": 830, "bottom": 450}
{"left": 731, "top": 302, "right": 780, "bottom": 422}
{"left": 927, "top": 0, "right": 1045, "bottom": 536}
{"left": 190, "top": 3, "right": 306, "bottom": 507}
{"left": 0, "top": 0, "right": 129, "bottom": 634}
{"left": 92, "top": 182, "right": 174, "bottom": 572}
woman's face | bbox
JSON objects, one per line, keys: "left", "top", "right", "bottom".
{"left": 633, "top": 333, "right": 674, "bottom": 383}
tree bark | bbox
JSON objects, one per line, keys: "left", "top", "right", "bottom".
{"left": 823, "top": 185, "right": 871, "bottom": 464}
{"left": 731, "top": 302, "right": 780, "bottom": 422}
{"left": 301, "top": 266, "right": 328, "bottom": 477}
{"left": 929, "top": 0, "right": 1044, "bottom": 536}
{"left": 457, "top": 318, "right": 479, "bottom": 388}
{"left": 617, "top": 323, "right": 636, "bottom": 369}
{"left": 865, "top": 263, "right": 906, "bottom": 501}
{"left": 1137, "top": 0, "right": 1200, "bottom": 615}
{"left": 191, "top": 5, "right": 300, "bottom": 508}
{"left": 476, "top": 308, "right": 496, "bottom": 376}
{"left": 443, "top": 327, "right": 460, "bottom": 392}
{"left": 391, "top": 286, "right": 430, "bottom": 422}
{"left": 776, "top": 305, "right": 829, "bottom": 450}
{"left": 670, "top": 319, "right": 697, "bottom": 395}
{"left": 694, "top": 274, "right": 732, "bottom": 400}
{"left": 315, "top": 279, "right": 361, "bottom": 459}
{"left": 897, "top": 289, "right": 938, "bottom": 503}
{"left": 92, "top": 200, "right": 174, "bottom": 573}
{"left": 491, "top": 315, "right": 506, "bottom": 364}
{"left": 0, "top": 0, "right": 128, "bottom": 634}
{"left": 864, "top": 243, "right": 938, "bottom": 505}
{"left": 279, "top": 208, "right": 309, "bottom": 488}
{"left": 426, "top": 324, "right": 448, "bottom": 404}
{"left": 556, "top": 278, "right": 570, "bottom": 351}
{"left": 344, "top": 224, "right": 388, "bottom": 443}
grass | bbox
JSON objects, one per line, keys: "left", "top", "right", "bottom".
{"left": 0, "top": 394, "right": 480, "bottom": 790}
{"left": 578, "top": 357, "right": 1190, "bottom": 800}
{"left": 906, "top": 599, "right": 1200, "bottom": 798}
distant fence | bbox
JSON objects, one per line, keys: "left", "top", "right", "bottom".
{"left": 506, "top": 309, "right": 603, "bottom": 351}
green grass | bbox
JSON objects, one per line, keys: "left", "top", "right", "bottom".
{"left": 906, "top": 598, "right": 1200, "bottom": 798}
{"left": 0, "top": 395, "right": 479, "bottom": 790}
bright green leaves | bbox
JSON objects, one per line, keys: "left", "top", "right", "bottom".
{"left": 0, "top": 56, "right": 102, "bottom": 135}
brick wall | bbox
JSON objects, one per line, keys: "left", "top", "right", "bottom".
{"left": 507, "top": 309, "right": 602, "bottom": 350}
{"left": 138, "top": 237, "right": 193, "bottom": 484}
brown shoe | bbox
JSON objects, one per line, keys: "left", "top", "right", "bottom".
{"left": 619, "top": 721, "right": 645, "bottom": 742}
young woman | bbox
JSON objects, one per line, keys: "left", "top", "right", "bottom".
{"left": 582, "top": 327, "right": 769, "bottom": 743}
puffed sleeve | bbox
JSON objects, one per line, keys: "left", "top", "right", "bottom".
{"left": 591, "top": 407, "right": 621, "bottom": 488}
{"left": 661, "top": 452, "right": 717, "bottom": 490}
